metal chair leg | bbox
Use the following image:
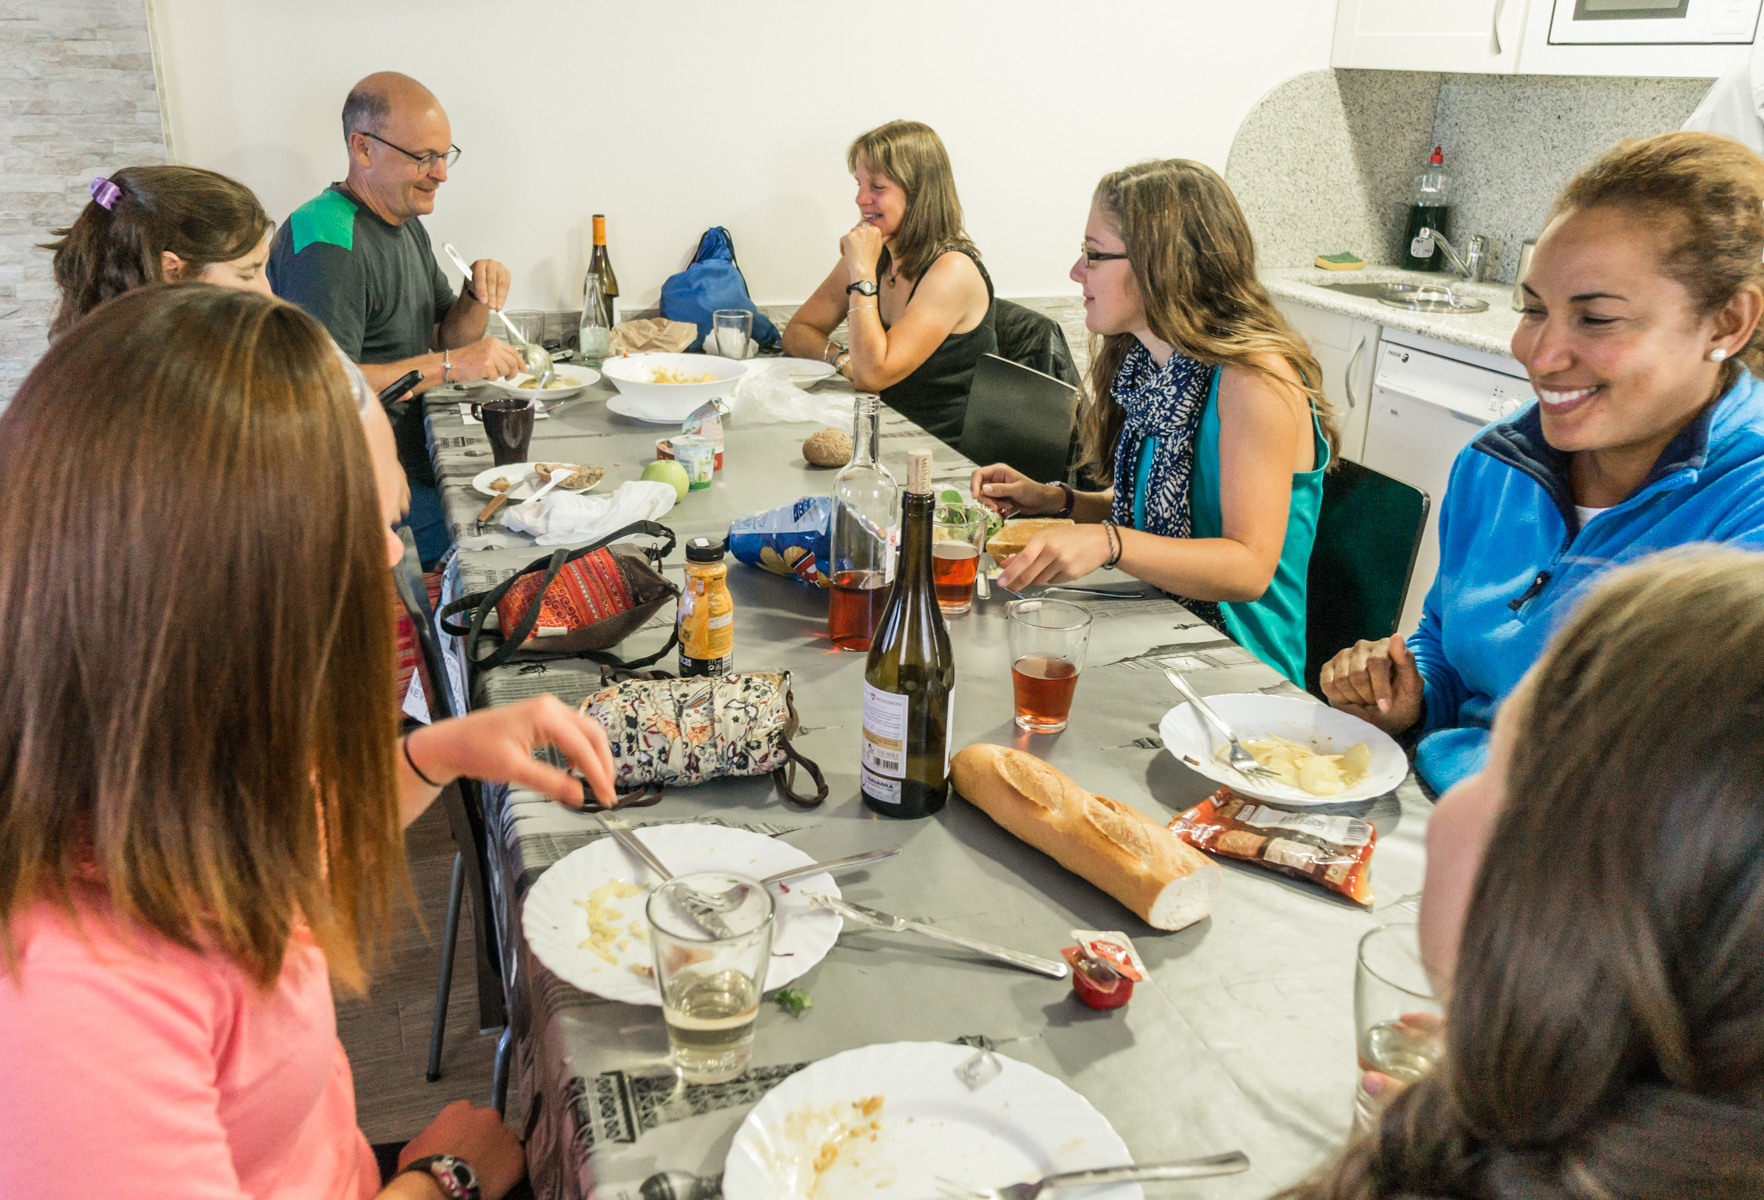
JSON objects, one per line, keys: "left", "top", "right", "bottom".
{"left": 425, "top": 852, "right": 466, "bottom": 1083}
{"left": 491, "top": 1025, "right": 513, "bottom": 1116}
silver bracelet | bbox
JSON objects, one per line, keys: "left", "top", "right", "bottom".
{"left": 443, "top": 348, "right": 452, "bottom": 384}
{"left": 822, "top": 341, "right": 845, "bottom": 365}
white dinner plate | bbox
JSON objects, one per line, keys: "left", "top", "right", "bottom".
{"left": 769, "top": 356, "right": 839, "bottom": 388}
{"left": 1158, "top": 693, "right": 1405, "bottom": 805}
{"left": 605, "top": 395, "right": 688, "bottom": 425}
{"left": 469, "top": 462, "right": 604, "bottom": 500}
{"left": 724, "top": 1041, "right": 1141, "bottom": 1200}
{"left": 521, "top": 824, "right": 842, "bottom": 1006}
{"left": 490, "top": 362, "right": 600, "bottom": 401}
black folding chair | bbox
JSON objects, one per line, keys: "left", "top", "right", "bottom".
{"left": 957, "top": 353, "right": 1079, "bottom": 486}
{"left": 392, "top": 531, "right": 514, "bottom": 1113}
{"left": 1304, "top": 460, "right": 1430, "bottom": 700}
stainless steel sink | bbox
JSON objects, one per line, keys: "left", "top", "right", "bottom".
{"left": 1320, "top": 279, "right": 1489, "bottom": 314}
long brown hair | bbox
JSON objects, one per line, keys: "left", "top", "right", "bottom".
{"left": 846, "top": 120, "right": 978, "bottom": 283}
{"left": 1553, "top": 131, "right": 1764, "bottom": 387}
{"left": 1281, "top": 547, "right": 1764, "bottom": 1199}
{"left": 43, "top": 165, "right": 272, "bottom": 340}
{"left": 1077, "top": 159, "right": 1336, "bottom": 481}
{"left": 0, "top": 285, "right": 404, "bottom": 993}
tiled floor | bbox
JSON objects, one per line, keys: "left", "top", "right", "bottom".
{"left": 336, "top": 790, "right": 522, "bottom": 1145}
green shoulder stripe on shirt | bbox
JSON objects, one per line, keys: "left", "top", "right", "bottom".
{"left": 288, "top": 190, "right": 357, "bottom": 255}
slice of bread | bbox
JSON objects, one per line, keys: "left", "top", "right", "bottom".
{"left": 985, "top": 518, "right": 1074, "bottom": 563}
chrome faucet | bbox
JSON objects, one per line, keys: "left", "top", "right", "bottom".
{"left": 1415, "top": 228, "right": 1487, "bottom": 284}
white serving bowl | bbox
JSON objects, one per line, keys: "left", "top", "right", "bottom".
{"left": 600, "top": 353, "right": 746, "bottom": 422}
{"left": 1159, "top": 693, "right": 1406, "bottom": 805}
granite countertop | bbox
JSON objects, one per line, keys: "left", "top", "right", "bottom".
{"left": 1263, "top": 266, "right": 1522, "bottom": 359}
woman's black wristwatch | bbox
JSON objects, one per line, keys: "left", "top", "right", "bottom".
{"left": 846, "top": 279, "right": 879, "bottom": 296}
{"left": 1047, "top": 481, "right": 1075, "bottom": 519}
{"left": 401, "top": 1155, "right": 481, "bottom": 1200}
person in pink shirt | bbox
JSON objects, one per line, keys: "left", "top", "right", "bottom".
{"left": 0, "top": 283, "right": 619, "bottom": 1200}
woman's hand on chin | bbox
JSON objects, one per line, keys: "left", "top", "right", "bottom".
{"left": 840, "top": 221, "right": 884, "bottom": 281}
{"left": 998, "top": 525, "right": 1112, "bottom": 590}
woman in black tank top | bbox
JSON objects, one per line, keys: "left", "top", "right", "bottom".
{"left": 782, "top": 120, "right": 996, "bottom": 445}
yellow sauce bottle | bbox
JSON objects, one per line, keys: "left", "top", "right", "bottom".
{"left": 678, "top": 536, "right": 735, "bottom": 677}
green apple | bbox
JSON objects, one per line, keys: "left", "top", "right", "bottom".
{"left": 642, "top": 459, "right": 691, "bottom": 501}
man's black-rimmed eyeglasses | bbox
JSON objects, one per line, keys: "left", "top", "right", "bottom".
{"left": 1079, "top": 244, "right": 1130, "bottom": 266}
{"left": 357, "top": 130, "right": 462, "bottom": 171}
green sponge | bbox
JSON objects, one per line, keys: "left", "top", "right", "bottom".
{"left": 1314, "top": 252, "right": 1365, "bottom": 271}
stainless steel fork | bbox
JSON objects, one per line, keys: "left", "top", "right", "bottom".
{"left": 1162, "top": 667, "right": 1282, "bottom": 785}
{"left": 936, "top": 1150, "right": 1250, "bottom": 1199}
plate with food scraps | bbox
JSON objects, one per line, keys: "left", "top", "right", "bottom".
{"left": 521, "top": 824, "right": 842, "bottom": 1006}
{"left": 1158, "top": 693, "right": 1405, "bottom": 805}
{"left": 766, "top": 356, "right": 839, "bottom": 389}
{"left": 723, "top": 1041, "right": 1141, "bottom": 1200}
{"left": 490, "top": 362, "right": 600, "bottom": 401}
{"left": 470, "top": 461, "right": 605, "bottom": 500}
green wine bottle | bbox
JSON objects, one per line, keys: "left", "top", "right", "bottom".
{"left": 861, "top": 449, "right": 956, "bottom": 818}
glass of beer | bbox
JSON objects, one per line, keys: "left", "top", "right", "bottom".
{"left": 932, "top": 504, "right": 987, "bottom": 615}
{"left": 1353, "top": 924, "right": 1444, "bottom": 1132}
{"left": 1006, "top": 598, "right": 1092, "bottom": 733}
{"left": 647, "top": 872, "right": 774, "bottom": 1084}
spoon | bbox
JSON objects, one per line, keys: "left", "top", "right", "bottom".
{"left": 516, "top": 466, "right": 573, "bottom": 511}
{"left": 441, "top": 243, "right": 555, "bottom": 387}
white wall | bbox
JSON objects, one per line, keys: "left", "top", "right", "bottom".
{"left": 149, "top": 0, "right": 1334, "bottom": 311}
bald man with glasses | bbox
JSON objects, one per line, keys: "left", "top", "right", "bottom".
{"left": 270, "top": 71, "right": 522, "bottom": 564}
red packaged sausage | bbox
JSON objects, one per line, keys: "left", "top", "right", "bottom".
{"left": 1168, "top": 786, "right": 1375, "bottom": 906}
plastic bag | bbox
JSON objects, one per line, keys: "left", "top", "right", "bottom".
{"left": 501, "top": 480, "right": 678, "bottom": 546}
{"left": 659, "top": 227, "right": 781, "bottom": 352}
{"left": 727, "top": 496, "right": 833, "bottom": 587}
{"left": 727, "top": 360, "right": 856, "bottom": 427}
{"left": 1169, "top": 786, "right": 1375, "bottom": 905}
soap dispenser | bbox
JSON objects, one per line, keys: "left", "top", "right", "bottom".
{"left": 1400, "top": 146, "right": 1453, "bottom": 273}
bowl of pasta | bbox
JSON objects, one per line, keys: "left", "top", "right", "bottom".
{"left": 601, "top": 353, "right": 747, "bottom": 421}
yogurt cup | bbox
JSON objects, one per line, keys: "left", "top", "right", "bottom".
{"left": 673, "top": 435, "right": 717, "bottom": 491}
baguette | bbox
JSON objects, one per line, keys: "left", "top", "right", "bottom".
{"left": 952, "top": 743, "right": 1219, "bottom": 931}
{"left": 985, "top": 518, "right": 1073, "bottom": 563}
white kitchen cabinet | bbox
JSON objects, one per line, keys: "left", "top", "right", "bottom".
{"left": 1274, "top": 299, "right": 1379, "bottom": 464}
{"left": 1331, "top": 0, "right": 1529, "bottom": 73}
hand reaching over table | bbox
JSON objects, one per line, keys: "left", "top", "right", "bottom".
{"left": 402, "top": 695, "right": 618, "bottom": 817}
{"left": 448, "top": 335, "right": 525, "bottom": 384}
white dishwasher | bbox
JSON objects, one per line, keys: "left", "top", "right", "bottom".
{"left": 1360, "top": 328, "right": 1534, "bottom": 635}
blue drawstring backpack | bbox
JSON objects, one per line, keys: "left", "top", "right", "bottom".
{"left": 660, "top": 227, "right": 781, "bottom": 352}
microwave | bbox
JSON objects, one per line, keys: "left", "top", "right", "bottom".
{"left": 1550, "top": 0, "right": 1761, "bottom": 43}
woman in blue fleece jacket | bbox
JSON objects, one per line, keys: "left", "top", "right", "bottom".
{"left": 1320, "top": 132, "right": 1764, "bottom": 795}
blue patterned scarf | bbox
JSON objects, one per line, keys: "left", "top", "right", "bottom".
{"left": 1107, "top": 342, "right": 1225, "bottom": 632}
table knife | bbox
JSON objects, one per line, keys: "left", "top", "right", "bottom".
{"left": 476, "top": 490, "right": 516, "bottom": 523}
{"left": 809, "top": 893, "right": 1068, "bottom": 979}
{"left": 760, "top": 846, "right": 901, "bottom": 889}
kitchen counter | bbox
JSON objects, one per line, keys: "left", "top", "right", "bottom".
{"left": 1263, "top": 266, "right": 1522, "bottom": 360}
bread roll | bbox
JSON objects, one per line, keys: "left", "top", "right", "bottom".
{"left": 985, "top": 518, "right": 1074, "bottom": 563}
{"left": 952, "top": 743, "right": 1219, "bottom": 931}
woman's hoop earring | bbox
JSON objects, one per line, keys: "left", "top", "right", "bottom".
{"left": 1710, "top": 348, "right": 1729, "bottom": 363}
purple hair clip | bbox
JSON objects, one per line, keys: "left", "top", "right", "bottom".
{"left": 89, "top": 177, "right": 122, "bottom": 211}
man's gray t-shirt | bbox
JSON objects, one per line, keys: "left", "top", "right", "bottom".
{"left": 268, "top": 184, "right": 455, "bottom": 487}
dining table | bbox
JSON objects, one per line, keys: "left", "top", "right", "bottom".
{"left": 420, "top": 364, "right": 1434, "bottom": 1200}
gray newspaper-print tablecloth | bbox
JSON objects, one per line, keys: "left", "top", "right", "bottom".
{"left": 428, "top": 377, "right": 1436, "bottom": 1200}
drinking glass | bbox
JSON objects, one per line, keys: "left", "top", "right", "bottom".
{"left": 504, "top": 308, "right": 546, "bottom": 349}
{"left": 647, "top": 871, "right": 774, "bottom": 1084}
{"left": 711, "top": 309, "right": 755, "bottom": 359}
{"left": 470, "top": 397, "right": 535, "bottom": 466}
{"left": 1006, "top": 598, "right": 1092, "bottom": 733}
{"left": 932, "top": 504, "right": 987, "bottom": 615}
{"left": 1353, "top": 924, "right": 1444, "bottom": 1132}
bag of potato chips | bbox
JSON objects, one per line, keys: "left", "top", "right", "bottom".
{"left": 1169, "top": 786, "right": 1375, "bottom": 905}
{"left": 727, "top": 496, "right": 832, "bottom": 587}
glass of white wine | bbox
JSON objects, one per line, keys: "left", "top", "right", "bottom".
{"left": 1353, "top": 923, "right": 1444, "bottom": 1132}
{"left": 647, "top": 872, "right": 774, "bottom": 1084}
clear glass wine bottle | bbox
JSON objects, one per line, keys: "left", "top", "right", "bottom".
{"left": 827, "top": 394, "right": 899, "bottom": 653}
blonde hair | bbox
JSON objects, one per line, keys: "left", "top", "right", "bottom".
{"left": 1554, "top": 131, "right": 1764, "bottom": 384}
{"left": 1077, "top": 159, "right": 1337, "bottom": 480}
{"left": 0, "top": 285, "right": 405, "bottom": 993}
{"left": 846, "top": 119, "right": 978, "bottom": 283}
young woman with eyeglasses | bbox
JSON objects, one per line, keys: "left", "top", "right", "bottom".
{"left": 971, "top": 159, "right": 1337, "bottom": 686}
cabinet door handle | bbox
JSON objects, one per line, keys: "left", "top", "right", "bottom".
{"left": 1492, "top": 0, "right": 1505, "bottom": 56}
{"left": 1344, "top": 336, "right": 1365, "bottom": 409}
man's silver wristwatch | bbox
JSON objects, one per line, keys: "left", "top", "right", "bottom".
{"left": 401, "top": 1154, "right": 480, "bottom": 1200}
